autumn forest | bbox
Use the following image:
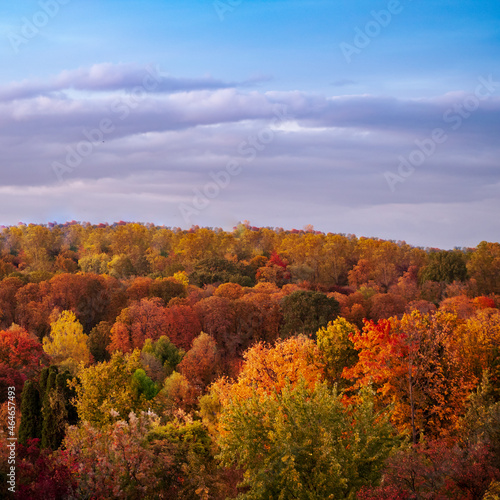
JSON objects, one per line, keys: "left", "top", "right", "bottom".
{"left": 1, "top": 221, "right": 500, "bottom": 499}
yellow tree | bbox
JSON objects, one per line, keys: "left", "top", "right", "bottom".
{"left": 71, "top": 350, "right": 147, "bottom": 427}
{"left": 316, "top": 317, "right": 358, "bottom": 389}
{"left": 171, "top": 270, "right": 189, "bottom": 287}
{"left": 324, "top": 233, "right": 357, "bottom": 286}
{"left": 109, "top": 223, "right": 151, "bottom": 262}
{"left": 278, "top": 232, "right": 326, "bottom": 284}
{"left": 467, "top": 241, "right": 500, "bottom": 295}
{"left": 176, "top": 228, "right": 231, "bottom": 266}
{"left": 204, "top": 336, "right": 324, "bottom": 435}
{"left": 24, "top": 224, "right": 61, "bottom": 272}
{"left": 372, "top": 240, "right": 400, "bottom": 291}
{"left": 43, "top": 310, "right": 93, "bottom": 374}
{"left": 455, "top": 309, "right": 500, "bottom": 394}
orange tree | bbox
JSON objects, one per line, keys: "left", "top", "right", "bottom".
{"left": 207, "top": 335, "right": 324, "bottom": 411}
{"left": 344, "top": 311, "right": 473, "bottom": 442}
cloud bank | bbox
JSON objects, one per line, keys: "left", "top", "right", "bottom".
{"left": 0, "top": 64, "right": 499, "bottom": 248}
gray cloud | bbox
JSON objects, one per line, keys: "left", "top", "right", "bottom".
{"left": 0, "top": 64, "right": 499, "bottom": 248}
{"left": 0, "top": 63, "right": 268, "bottom": 103}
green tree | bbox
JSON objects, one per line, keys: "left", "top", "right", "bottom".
{"left": 141, "top": 335, "right": 185, "bottom": 379}
{"left": 41, "top": 367, "right": 67, "bottom": 450}
{"left": 131, "top": 368, "right": 159, "bottom": 400}
{"left": 190, "top": 256, "right": 253, "bottom": 287}
{"left": 107, "top": 253, "right": 135, "bottom": 279}
{"left": 146, "top": 419, "right": 218, "bottom": 498}
{"left": 56, "top": 370, "right": 78, "bottom": 426}
{"left": 280, "top": 290, "right": 339, "bottom": 339}
{"left": 420, "top": 250, "right": 468, "bottom": 284}
{"left": 78, "top": 253, "right": 110, "bottom": 274}
{"left": 149, "top": 278, "right": 186, "bottom": 305}
{"left": 18, "top": 380, "right": 42, "bottom": 444}
{"left": 316, "top": 317, "right": 358, "bottom": 389}
{"left": 39, "top": 366, "right": 50, "bottom": 396}
{"left": 88, "top": 321, "right": 112, "bottom": 363}
{"left": 217, "top": 380, "right": 398, "bottom": 499}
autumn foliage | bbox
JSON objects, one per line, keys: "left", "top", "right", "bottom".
{"left": 1, "top": 222, "right": 499, "bottom": 498}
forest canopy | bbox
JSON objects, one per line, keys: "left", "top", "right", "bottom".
{"left": 1, "top": 221, "right": 499, "bottom": 499}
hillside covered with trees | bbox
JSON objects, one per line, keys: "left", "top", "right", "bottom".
{"left": 1, "top": 221, "right": 500, "bottom": 499}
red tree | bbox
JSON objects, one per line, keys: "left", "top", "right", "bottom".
{"left": 163, "top": 304, "right": 202, "bottom": 351}
{"left": 0, "top": 326, "right": 47, "bottom": 403}
{"left": 108, "top": 298, "right": 168, "bottom": 353}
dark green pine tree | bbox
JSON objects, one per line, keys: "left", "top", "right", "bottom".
{"left": 39, "top": 366, "right": 50, "bottom": 399}
{"left": 56, "top": 370, "right": 79, "bottom": 426}
{"left": 18, "top": 380, "right": 42, "bottom": 445}
{"left": 41, "top": 367, "right": 67, "bottom": 450}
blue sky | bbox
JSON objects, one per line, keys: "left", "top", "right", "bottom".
{"left": 0, "top": 0, "right": 499, "bottom": 248}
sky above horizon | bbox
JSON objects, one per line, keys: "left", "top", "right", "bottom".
{"left": 0, "top": 0, "right": 499, "bottom": 249}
